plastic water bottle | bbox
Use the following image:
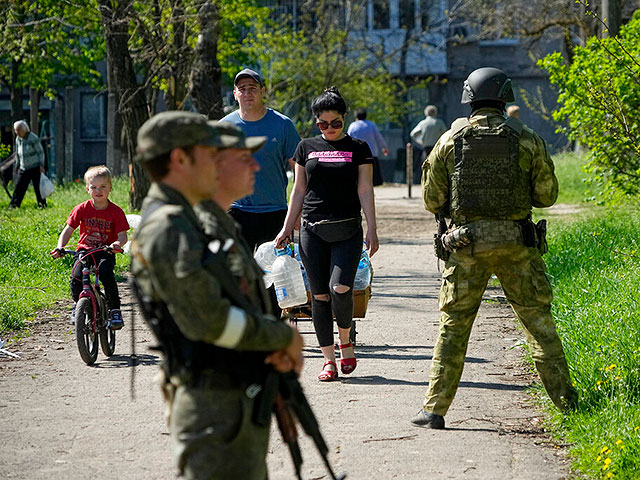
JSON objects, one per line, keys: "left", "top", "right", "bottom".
{"left": 353, "top": 247, "right": 372, "bottom": 290}
{"left": 293, "top": 243, "right": 311, "bottom": 291}
{"left": 254, "top": 241, "right": 278, "bottom": 288}
{"left": 272, "top": 247, "right": 308, "bottom": 308}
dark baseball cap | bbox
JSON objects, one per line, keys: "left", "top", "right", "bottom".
{"left": 136, "top": 111, "right": 266, "bottom": 162}
{"left": 234, "top": 68, "right": 263, "bottom": 87}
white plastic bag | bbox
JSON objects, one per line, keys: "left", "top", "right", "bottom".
{"left": 39, "top": 174, "right": 55, "bottom": 198}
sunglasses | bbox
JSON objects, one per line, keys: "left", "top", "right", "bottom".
{"left": 316, "top": 119, "right": 343, "bottom": 130}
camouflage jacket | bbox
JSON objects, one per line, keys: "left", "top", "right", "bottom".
{"left": 194, "top": 199, "right": 272, "bottom": 315}
{"left": 130, "top": 183, "right": 292, "bottom": 352}
{"left": 421, "top": 108, "right": 558, "bottom": 225}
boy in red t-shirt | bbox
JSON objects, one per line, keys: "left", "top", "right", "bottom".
{"left": 52, "top": 166, "right": 130, "bottom": 329}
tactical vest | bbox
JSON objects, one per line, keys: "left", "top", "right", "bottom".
{"left": 449, "top": 117, "right": 531, "bottom": 222}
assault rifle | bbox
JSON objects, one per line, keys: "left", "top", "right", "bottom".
{"left": 131, "top": 272, "right": 345, "bottom": 480}
{"left": 255, "top": 370, "right": 346, "bottom": 480}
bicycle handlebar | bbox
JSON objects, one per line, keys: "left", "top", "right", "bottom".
{"left": 50, "top": 245, "right": 122, "bottom": 259}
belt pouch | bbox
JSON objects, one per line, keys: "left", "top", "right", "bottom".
{"left": 303, "top": 217, "right": 361, "bottom": 243}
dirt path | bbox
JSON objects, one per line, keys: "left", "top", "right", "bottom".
{"left": 0, "top": 185, "right": 570, "bottom": 479}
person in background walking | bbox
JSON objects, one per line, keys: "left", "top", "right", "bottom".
{"left": 347, "top": 108, "right": 388, "bottom": 186}
{"left": 412, "top": 67, "right": 578, "bottom": 430}
{"left": 9, "top": 120, "right": 47, "bottom": 209}
{"left": 410, "top": 105, "right": 446, "bottom": 182}
{"left": 506, "top": 104, "right": 520, "bottom": 119}
{"left": 275, "top": 87, "right": 378, "bottom": 382}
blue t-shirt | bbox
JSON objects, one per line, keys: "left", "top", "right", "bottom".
{"left": 221, "top": 108, "right": 300, "bottom": 213}
{"left": 346, "top": 119, "right": 387, "bottom": 158}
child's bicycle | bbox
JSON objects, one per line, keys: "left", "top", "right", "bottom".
{"left": 52, "top": 246, "right": 121, "bottom": 365}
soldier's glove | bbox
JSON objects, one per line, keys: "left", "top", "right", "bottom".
{"left": 442, "top": 226, "right": 474, "bottom": 252}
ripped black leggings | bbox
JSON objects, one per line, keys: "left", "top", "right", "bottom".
{"left": 299, "top": 225, "right": 362, "bottom": 347}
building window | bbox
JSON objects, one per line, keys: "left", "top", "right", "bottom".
{"left": 419, "top": 0, "right": 430, "bottom": 30}
{"left": 80, "top": 93, "right": 107, "bottom": 140}
{"left": 347, "top": 0, "right": 367, "bottom": 30}
{"left": 266, "top": 0, "right": 305, "bottom": 30}
{"left": 372, "top": 0, "right": 389, "bottom": 29}
{"left": 399, "top": 0, "right": 415, "bottom": 31}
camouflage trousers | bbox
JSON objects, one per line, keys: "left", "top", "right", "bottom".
{"left": 423, "top": 244, "right": 578, "bottom": 416}
{"left": 169, "top": 382, "right": 270, "bottom": 480}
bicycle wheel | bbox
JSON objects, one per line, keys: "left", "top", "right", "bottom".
{"left": 75, "top": 297, "right": 99, "bottom": 365}
{"left": 99, "top": 323, "right": 116, "bottom": 357}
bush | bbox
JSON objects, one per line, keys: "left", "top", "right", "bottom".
{"left": 539, "top": 11, "right": 640, "bottom": 201}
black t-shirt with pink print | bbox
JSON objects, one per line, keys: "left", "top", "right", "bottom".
{"left": 294, "top": 135, "right": 373, "bottom": 223}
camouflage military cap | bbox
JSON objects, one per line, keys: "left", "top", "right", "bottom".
{"left": 136, "top": 111, "right": 266, "bottom": 161}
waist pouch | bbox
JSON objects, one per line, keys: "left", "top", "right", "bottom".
{"left": 302, "top": 217, "right": 362, "bottom": 243}
{"left": 464, "top": 219, "right": 538, "bottom": 248}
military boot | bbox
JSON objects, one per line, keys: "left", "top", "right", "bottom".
{"left": 411, "top": 410, "right": 445, "bottom": 429}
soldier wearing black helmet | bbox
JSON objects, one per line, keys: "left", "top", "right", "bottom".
{"left": 412, "top": 67, "right": 578, "bottom": 429}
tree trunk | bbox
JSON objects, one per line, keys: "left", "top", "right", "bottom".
{"left": 98, "top": 0, "right": 150, "bottom": 210}
{"left": 601, "top": 0, "right": 621, "bottom": 37}
{"left": 106, "top": 46, "right": 125, "bottom": 176}
{"left": 189, "top": 0, "right": 224, "bottom": 119}
{"left": 29, "top": 88, "right": 40, "bottom": 136}
{"left": 10, "top": 60, "right": 23, "bottom": 131}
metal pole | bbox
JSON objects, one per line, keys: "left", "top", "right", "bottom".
{"left": 405, "top": 142, "right": 413, "bottom": 198}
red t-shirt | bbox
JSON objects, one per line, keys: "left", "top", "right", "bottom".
{"left": 66, "top": 200, "right": 130, "bottom": 250}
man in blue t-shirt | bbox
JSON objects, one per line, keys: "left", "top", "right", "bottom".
{"left": 221, "top": 68, "right": 301, "bottom": 252}
{"left": 347, "top": 108, "right": 388, "bottom": 186}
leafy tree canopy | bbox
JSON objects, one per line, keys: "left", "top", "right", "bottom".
{"left": 0, "top": 0, "right": 104, "bottom": 97}
{"left": 539, "top": 10, "right": 640, "bottom": 201}
{"left": 237, "top": 2, "right": 406, "bottom": 136}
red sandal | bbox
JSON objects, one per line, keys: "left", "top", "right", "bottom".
{"left": 339, "top": 342, "right": 357, "bottom": 375}
{"left": 318, "top": 360, "right": 338, "bottom": 382}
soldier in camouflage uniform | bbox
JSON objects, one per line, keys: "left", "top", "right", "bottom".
{"left": 412, "top": 67, "right": 578, "bottom": 429}
{"left": 130, "top": 111, "right": 304, "bottom": 478}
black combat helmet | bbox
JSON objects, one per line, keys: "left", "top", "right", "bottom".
{"left": 461, "top": 67, "right": 514, "bottom": 104}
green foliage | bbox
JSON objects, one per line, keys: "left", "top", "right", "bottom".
{"left": 542, "top": 204, "right": 640, "bottom": 478}
{"left": 217, "top": 0, "right": 271, "bottom": 82}
{"left": 0, "top": 143, "right": 11, "bottom": 159}
{"left": 238, "top": 7, "right": 406, "bottom": 136}
{"left": 539, "top": 11, "right": 640, "bottom": 201}
{"left": 0, "top": 177, "right": 132, "bottom": 334}
{"left": 552, "top": 152, "right": 594, "bottom": 205}
{"left": 0, "top": 0, "right": 104, "bottom": 97}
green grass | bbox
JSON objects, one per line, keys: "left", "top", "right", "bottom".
{"left": 540, "top": 205, "right": 640, "bottom": 479}
{"left": 552, "top": 152, "right": 593, "bottom": 205}
{"left": 0, "top": 177, "right": 133, "bottom": 334}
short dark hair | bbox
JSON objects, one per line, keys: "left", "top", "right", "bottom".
{"left": 355, "top": 108, "right": 367, "bottom": 120}
{"left": 143, "top": 146, "right": 196, "bottom": 181}
{"left": 311, "top": 86, "right": 347, "bottom": 117}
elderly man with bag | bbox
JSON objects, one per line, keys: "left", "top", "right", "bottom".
{"left": 9, "top": 120, "right": 47, "bottom": 209}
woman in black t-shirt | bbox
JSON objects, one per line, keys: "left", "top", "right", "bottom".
{"left": 275, "top": 87, "right": 379, "bottom": 382}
